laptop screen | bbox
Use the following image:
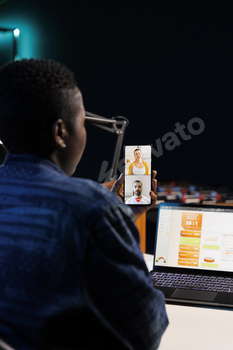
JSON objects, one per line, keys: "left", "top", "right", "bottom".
{"left": 154, "top": 203, "right": 233, "bottom": 273}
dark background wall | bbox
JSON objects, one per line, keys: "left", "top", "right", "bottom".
{"left": 1, "top": 1, "right": 233, "bottom": 188}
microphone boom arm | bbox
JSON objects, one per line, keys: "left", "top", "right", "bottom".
{"left": 85, "top": 111, "right": 129, "bottom": 181}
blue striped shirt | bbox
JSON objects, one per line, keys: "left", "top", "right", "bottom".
{"left": 0, "top": 154, "right": 168, "bottom": 349}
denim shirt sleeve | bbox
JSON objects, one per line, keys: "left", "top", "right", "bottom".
{"left": 84, "top": 203, "right": 168, "bottom": 350}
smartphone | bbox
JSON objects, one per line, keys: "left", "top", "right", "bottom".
{"left": 124, "top": 145, "right": 152, "bottom": 205}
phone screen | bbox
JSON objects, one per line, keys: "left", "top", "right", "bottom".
{"left": 124, "top": 145, "right": 152, "bottom": 205}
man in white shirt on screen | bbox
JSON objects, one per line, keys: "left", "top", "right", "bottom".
{"left": 126, "top": 180, "right": 150, "bottom": 204}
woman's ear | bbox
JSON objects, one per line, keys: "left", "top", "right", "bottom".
{"left": 52, "top": 119, "right": 67, "bottom": 149}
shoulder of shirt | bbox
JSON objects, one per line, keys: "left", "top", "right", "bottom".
{"left": 142, "top": 195, "right": 150, "bottom": 203}
{"left": 1, "top": 155, "right": 129, "bottom": 219}
{"left": 58, "top": 176, "right": 120, "bottom": 201}
{"left": 2, "top": 155, "right": 117, "bottom": 200}
{"left": 125, "top": 196, "right": 135, "bottom": 204}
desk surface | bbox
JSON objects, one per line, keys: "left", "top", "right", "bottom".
{"left": 143, "top": 254, "right": 233, "bottom": 350}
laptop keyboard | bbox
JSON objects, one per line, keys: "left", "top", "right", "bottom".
{"left": 151, "top": 272, "right": 233, "bottom": 293}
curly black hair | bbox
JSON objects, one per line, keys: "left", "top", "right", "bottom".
{"left": 0, "top": 58, "right": 80, "bottom": 154}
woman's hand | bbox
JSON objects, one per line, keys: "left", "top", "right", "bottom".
{"left": 110, "top": 171, "right": 157, "bottom": 222}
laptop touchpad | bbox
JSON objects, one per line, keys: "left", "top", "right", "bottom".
{"left": 172, "top": 289, "right": 217, "bottom": 301}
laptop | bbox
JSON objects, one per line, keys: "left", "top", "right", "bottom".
{"left": 150, "top": 202, "right": 233, "bottom": 308}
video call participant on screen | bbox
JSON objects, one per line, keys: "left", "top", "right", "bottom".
{"left": 126, "top": 180, "right": 151, "bottom": 204}
{"left": 0, "top": 59, "right": 168, "bottom": 350}
{"left": 128, "top": 148, "right": 150, "bottom": 175}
